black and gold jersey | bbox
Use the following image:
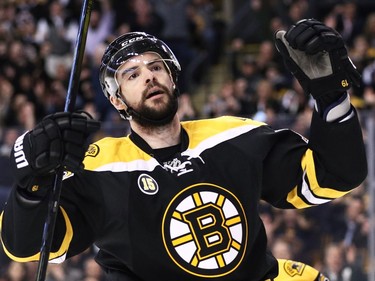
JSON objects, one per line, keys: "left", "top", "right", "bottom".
{"left": 0, "top": 113, "right": 367, "bottom": 281}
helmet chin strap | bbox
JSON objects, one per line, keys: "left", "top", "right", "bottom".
{"left": 116, "top": 88, "right": 179, "bottom": 125}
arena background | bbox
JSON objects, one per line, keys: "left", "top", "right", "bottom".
{"left": 0, "top": 0, "right": 374, "bottom": 280}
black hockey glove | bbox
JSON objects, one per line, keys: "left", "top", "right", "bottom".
{"left": 275, "top": 19, "right": 361, "bottom": 114}
{"left": 11, "top": 112, "right": 100, "bottom": 199}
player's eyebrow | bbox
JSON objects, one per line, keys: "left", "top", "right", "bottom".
{"left": 119, "top": 65, "right": 139, "bottom": 77}
{"left": 117, "top": 59, "right": 164, "bottom": 80}
{"left": 146, "top": 59, "right": 168, "bottom": 70}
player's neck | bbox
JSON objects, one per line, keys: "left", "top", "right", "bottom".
{"left": 130, "top": 116, "right": 181, "bottom": 149}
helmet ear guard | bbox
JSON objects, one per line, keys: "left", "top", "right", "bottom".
{"left": 114, "top": 94, "right": 133, "bottom": 120}
{"left": 118, "top": 108, "right": 132, "bottom": 120}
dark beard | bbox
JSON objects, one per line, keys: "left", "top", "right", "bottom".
{"left": 129, "top": 83, "right": 178, "bottom": 128}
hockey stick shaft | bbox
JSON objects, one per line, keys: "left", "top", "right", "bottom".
{"left": 35, "top": 0, "right": 93, "bottom": 280}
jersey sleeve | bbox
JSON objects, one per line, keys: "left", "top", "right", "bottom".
{"left": 0, "top": 187, "right": 72, "bottom": 263}
{"left": 261, "top": 109, "right": 367, "bottom": 209}
{"left": 0, "top": 170, "right": 103, "bottom": 263}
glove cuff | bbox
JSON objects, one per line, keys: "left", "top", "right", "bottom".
{"left": 16, "top": 187, "right": 44, "bottom": 206}
{"left": 18, "top": 175, "right": 54, "bottom": 200}
{"left": 309, "top": 71, "right": 351, "bottom": 99}
{"left": 317, "top": 92, "right": 353, "bottom": 122}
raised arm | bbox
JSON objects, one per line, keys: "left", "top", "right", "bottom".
{"left": 261, "top": 19, "right": 367, "bottom": 208}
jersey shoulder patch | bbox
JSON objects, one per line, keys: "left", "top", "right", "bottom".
{"left": 83, "top": 136, "right": 153, "bottom": 171}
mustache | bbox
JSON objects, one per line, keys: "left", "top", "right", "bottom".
{"left": 141, "top": 81, "right": 171, "bottom": 100}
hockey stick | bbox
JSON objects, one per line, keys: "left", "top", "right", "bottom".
{"left": 35, "top": 0, "right": 93, "bottom": 280}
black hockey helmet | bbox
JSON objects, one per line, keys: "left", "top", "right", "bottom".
{"left": 99, "top": 32, "right": 181, "bottom": 100}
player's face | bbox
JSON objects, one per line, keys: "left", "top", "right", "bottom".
{"left": 115, "top": 52, "right": 176, "bottom": 125}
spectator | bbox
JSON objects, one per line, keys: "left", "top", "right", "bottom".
{"left": 259, "top": 202, "right": 278, "bottom": 246}
{"left": 271, "top": 237, "right": 294, "bottom": 260}
{"left": 3, "top": 261, "right": 28, "bottom": 281}
{"left": 34, "top": 0, "right": 77, "bottom": 79}
{"left": 349, "top": 34, "right": 371, "bottom": 71}
{"left": 0, "top": 127, "right": 18, "bottom": 158}
{"left": 362, "top": 60, "right": 375, "bottom": 107}
{"left": 272, "top": 0, "right": 309, "bottom": 26}
{"left": 127, "top": 0, "right": 164, "bottom": 37}
{"left": 329, "top": 2, "right": 365, "bottom": 47}
{"left": 177, "top": 93, "right": 197, "bottom": 121}
{"left": 0, "top": 3, "right": 17, "bottom": 36}
{"left": 268, "top": 16, "right": 288, "bottom": 39}
{"left": 232, "top": 77, "right": 254, "bottom": 117}
{"left": 0, "top": 76, "right": 14, "bottom": 127}
{"left": 321, "top": 242, "right": 367, "bottom": 281}
{"left": 4, "top": 39, "right": 34, "bottom": 84}
{"left": 279, "top": 78, "right": 309, "bottom": 117}
{"left": 227, "top": 0, "right": 273, "bottom": 45}
{"left": 202, "top": 92, "right": 227, "bottom": 118}
{"left": 45, "top": 264, "right": 67, "bottom": 281}
{"left": 24, "top": 263, "right": 38, "bottom": 281}
{"left": 188, "top": 0, "right": 224, "bottom": 65}
{"left": 249, "top": 79, "right": 280, "bottom": 124}
{"left": 290, "top": 105, "right": 314, "bottom": 136}
{"left": 4, "top": 94, "right": 36, "bottom": 130}
{"left": 255, "top": 40, "right": 282, "bottom": 76}
{"left": 112, "top": 0, "right": 132, "bottom": 32}
{"left": 264, "top": 62, "right": 290, "bottom": 95}
{"left": 44, "top": 79, "right": 68, "bottom": 114}
{"left": 63, "top": 247, "right": 99, "bottom": 281}
{"left": 82, "top": 258, "right": 104, "bottom": 281}
{"left": 14, "top": 10, "right": 38, "bottom": 47}
{"left": 219, "top": 80, "right": 241, "bottom": 116}
{"left": 202, "top": 81, "right": 241, "bottom": 118}
{"left": 85, "top": 0, "right": 114, "bottom": 57}
{"left": 363, "top": 12, "right": 375, "bottom": 47}
{"left": 342, "top": 196, "right": 368, "bottom": 251}
{"left": 229, "top": 54, "right": 262, "bottom": 95}
{"left": 90, "top": 42, "right": 117, "bottom": 121}
{"left": 284, "top": 0, "right": 309, "bottom": 26}
{"left": 273, "top": 209, "right": 312, "bottom": 263}
{"left": 152, "top": 0, "right": 196, "bottom": 93}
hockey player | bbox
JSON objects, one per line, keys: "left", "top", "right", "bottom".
{"left": 0, "top": 19, "right": 367, "bottom": 281}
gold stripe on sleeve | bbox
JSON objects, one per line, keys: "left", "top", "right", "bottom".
{"left": 287, "top": 149, "right": 351, "bottom": 209}
{"left": 286, "top": 185, "right": 313, "bottom": 209}
{"left": 302, "top": 149, "right": 351, "bottom": 199}
{"left": 0, "top": 207, "right": 73, "bottom": 263}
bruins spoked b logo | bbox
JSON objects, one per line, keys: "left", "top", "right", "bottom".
{"left": 162, "top": 183, "right": 248, "bottom": 278}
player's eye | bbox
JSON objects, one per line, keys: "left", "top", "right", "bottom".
{"left": 128, "top": 72, "right": 139, "bottom": 80}
{"left": 149, "top": 61, "right": 164, "bottom": 72}
{"left": 153, "top": 65, "right": 162, "bottom": 71}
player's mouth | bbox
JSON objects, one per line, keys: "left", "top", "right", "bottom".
{"left": 146, "top": 88, "right": 164, "bottom": 99}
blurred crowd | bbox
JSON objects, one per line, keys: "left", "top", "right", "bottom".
{"left": 0, "top": 0, "right": 374, "bottom": 280}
